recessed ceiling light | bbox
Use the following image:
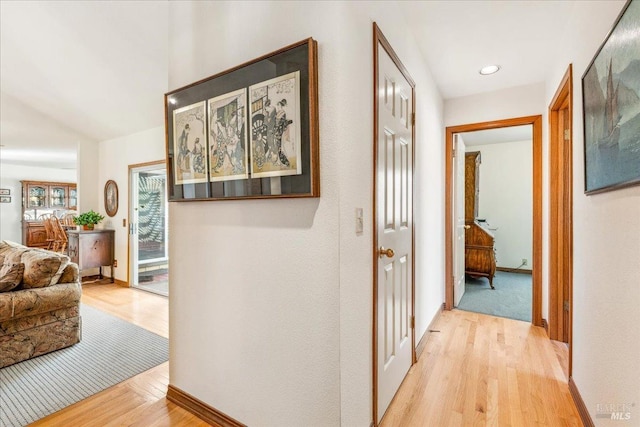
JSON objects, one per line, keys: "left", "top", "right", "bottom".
{"left": 479, "top": 65, "right": 500, "bottom": 75}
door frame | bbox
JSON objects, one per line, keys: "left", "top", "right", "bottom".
{"left": 445, "top": 115, "right": 543, "bottom": 327}
{"left": 127, "top": 160, "right": 167, "bottom": 287}
{"left": 548, "top": 64, "right": 573, "bottom": 375}
{"left": 372, "top": 22, "right": 416, "bottom": 426}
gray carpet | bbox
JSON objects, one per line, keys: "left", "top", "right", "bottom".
{"left": 0, "top": 304, "right": 169, "bottom": 427}
{"left": 457, "top": 271, "right": 532, "bottom": 322}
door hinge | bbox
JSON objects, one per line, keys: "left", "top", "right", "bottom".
{"left": 452, "top": 148, "right": 456, "bottom": 158}
{"left": 563, "top": 300, "right": 570, "bottom": 312}
{"left": 411, "top": 316, "right": 415, "bottom": 329}
{"left": 564, "top": 129, "right": 570, "bottom": 141}
{"left": 412, "top": 112, "right": 415, "bottom": 126}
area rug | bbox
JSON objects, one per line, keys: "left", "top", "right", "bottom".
{"left": 0, "top": 304, "right": 169, "bottom": 427}
{"left": 457, "top": 271, "right": 532, "bottom": 322}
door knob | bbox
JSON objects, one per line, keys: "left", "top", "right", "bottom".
{"left": 378, "top": 247, "right": 395, "bottom": 258}
{"left": 464, "top": 225, "right": 471, "bottom": 229}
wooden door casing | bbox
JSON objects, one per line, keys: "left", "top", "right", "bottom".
{"left": 549, "top": 65, "right": 573, "bottom": 354}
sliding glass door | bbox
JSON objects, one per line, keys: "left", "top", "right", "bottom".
{"left": 129, "top": 162, "right": 168, "bottom": 296}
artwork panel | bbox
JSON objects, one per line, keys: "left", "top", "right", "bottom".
{"left": 207, "top": 88, "right": 249, "bottom": 182}
{"left": 173, "top": 101, "right": 208, "bottom": 185}
{"left": 583, "top": 0, "right": 640, "bottom": 193}
{"left": 249, "top": 71, "right": 302, "bottom": 178}
{"left": 0, "top": 189, "right": 10, "bottom": 196}
{"left": 0, "top": 196, "right": 11, "bottom": 203}
{"left": 163, "top": 37, "right": 319, "bottom": 201}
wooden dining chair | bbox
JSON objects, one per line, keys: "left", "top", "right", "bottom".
{"left": 50, "top": 218, "right": 68, "bottom": 253}
{"left": 42, "top": 218, "right": 56, "bottom": 251}
{"left": 61, "top": 213, "right": 76, "bottom": 227}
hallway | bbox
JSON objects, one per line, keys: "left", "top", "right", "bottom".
{"left": 381, "top": 310, "right": 580, "bottom": 426}
{"left": 26, "top": 284, "right": 580, "bottom": 425}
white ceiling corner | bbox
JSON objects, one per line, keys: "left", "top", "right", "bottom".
{"left": 400, "top": 0, "right": 580, "bottom": 99}
{"left": 0, "top": 1, "right": 169, "bottom": 168}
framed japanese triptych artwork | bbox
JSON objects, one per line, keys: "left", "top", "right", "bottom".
{"left": 164, "top": 38, "right": 319, "bottom": 202}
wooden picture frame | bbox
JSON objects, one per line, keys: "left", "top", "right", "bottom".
{"left": 582, "top": 0, "right": 640, "bottom": 194}
{"left": 104, "top": 180, "right": 119, "bottom": 217}
{"left": 164, "top": 38, "right": 319, "bottom": 202}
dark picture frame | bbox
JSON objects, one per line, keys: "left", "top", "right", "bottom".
{"left": 104, "top": 180, "right": 119, "bottom": 217}
{"left": 164, "top": 38, "right": 319, "bottom": 202}
{"left": 0, "top": 196, "right": 11, "bottom": 203}
{"left": 582, "top": 0, "right": 640, "bottom": 194}
{"left": 0, "top": 189, "right": 10, "bottom": 196}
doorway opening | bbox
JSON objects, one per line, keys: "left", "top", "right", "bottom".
{"left": 445, "top": 116, "right": 543, "bottom": 327}
{"left": 453, "top": 126, "right": 534, "bottom": 322}
{"left": 129, "top": 161, "right": 169, "bottom": 296}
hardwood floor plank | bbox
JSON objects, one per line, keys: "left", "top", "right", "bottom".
{"left": 380, "top": 310, "right": 580, "bottom": 427}
{"left": 27, "top": 283, "right": 579, "bottom": 426}
{"left": 28, "top": 282, "right": 213, "bottom": 427}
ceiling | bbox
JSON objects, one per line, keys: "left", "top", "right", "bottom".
{"left": 0, "top": 1, "right": 622, "bottom": 169}
{"left": 400, "top": 0, "right": 580, "bottom": 99}
{"left": 0, "top": 1, "right": 168, "bottom": 169}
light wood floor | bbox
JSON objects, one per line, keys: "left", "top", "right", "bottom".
{"left": 29, "top": 282, "right": 212, "bottom": 427}
{"left": 380, "top": 309, "right": 580, "bottom": 426}
{"left": 28, "top": 284, "right": 578, "bottom": 426}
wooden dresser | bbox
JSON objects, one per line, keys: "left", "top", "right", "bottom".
{"left": 67, "top": 229, "right": 115, "bottom": 283}
{"left": 22, "top": 221, "right": 49, "bottom": 248}
{"left": 464, "top": 151, "right": 497, "bottom": 288}
{"left": 465, "top": 222, "right": 497, "bottom": 288}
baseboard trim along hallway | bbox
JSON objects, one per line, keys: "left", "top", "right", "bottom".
{"left": 569, "top": 377, "right": 595, "bottom": 427}
{"left": 416, "top": 303, "right": 445, "bottom": 359}
{"left": 167, "top": 384, "right": 246, "bottom": 427}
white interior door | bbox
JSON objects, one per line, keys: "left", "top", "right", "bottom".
{"left": 453, "top": 134, "right": 466, "bottom": 306}
{"left": 376, "top": 43, "right": 414, "bottom": 423}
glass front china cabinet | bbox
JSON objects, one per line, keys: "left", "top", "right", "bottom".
{"left": 21, "top": 180, "right": 78, "bottom": 247}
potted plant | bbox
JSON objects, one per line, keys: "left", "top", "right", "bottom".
{"left": 73, "top": 210, "right": 105, "bottom": 230}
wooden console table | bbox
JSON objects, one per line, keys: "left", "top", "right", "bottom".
{"left": 67, "top": 229, "right": 115, "bottom": 283}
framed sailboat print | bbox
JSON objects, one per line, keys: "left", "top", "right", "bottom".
{"left": 582, "top": 0, "right": 640, "bottom": 194}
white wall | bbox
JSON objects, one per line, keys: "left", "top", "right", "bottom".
{"left": 473, "top": 140, "right": 533, "bottom": 269}
{"left": 0, "top": 164, "right": 76, "bottom": 243}
{"left": 77, "top": 140, "right": 100, "bottom": 214}
{"left": 445, "top": 83, "right": 545, "bottom": 126}
{"left": 545, "top": 1, "right": 639, "bottom": 425}
{"left": 168, "top": 1, "right": 444, "bottom": 426}
{"left": 97, "top": 126, "right": 166, "bottom": 282}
